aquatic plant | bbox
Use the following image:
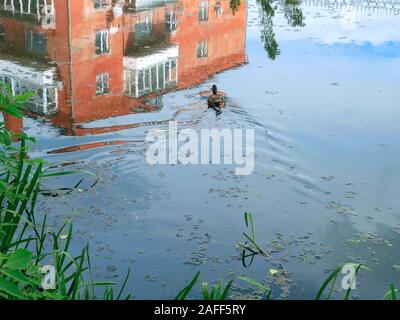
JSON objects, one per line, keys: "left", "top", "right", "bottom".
{"left": 237, "top": 275, "right": 272, "bottom": 299}
{"left": 176, "top": 266, "right": 396, "bottom": 300}
{"left": 175, "top": 271, "right": 233, "bottom": 300}
{"left": 236, "top": 212, "right": 272, "bottom": 266}
{"left": 175, "top": 212, "right": 397, "bottom": 300}
{"left": 315, "top": 263, "right": 370, "bottom": 300}
{"left": 175, "top": 271, "right": 201, "bottom": 300}
{"left": 201, "top": 279, "right": 234, "bottom": 300}
{"left": 383, "top": 284, "right": 398, "bottom": 300}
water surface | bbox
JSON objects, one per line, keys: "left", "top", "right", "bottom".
{"left": 1, "top": 0, "right": 400, "bottom": 299}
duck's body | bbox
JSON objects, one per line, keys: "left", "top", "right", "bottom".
{"left": 207, "top": 94, "right": 226, "bottom": 109}
{"left": 207, "top": 85, "right": 226, "bottom": 113}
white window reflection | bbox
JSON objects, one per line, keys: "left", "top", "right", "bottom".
{"left": 124, "top": 58, "right": 178, "bottom": 98}
{"left": 0, "top": 75, "right": 57, "bottom": 115}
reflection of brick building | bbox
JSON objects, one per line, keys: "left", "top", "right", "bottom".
{"left": 0, "top": 0, "right": 246, "bottom": 135}
{"left": 171, "top": 0, "right": 246, "bottom": 89}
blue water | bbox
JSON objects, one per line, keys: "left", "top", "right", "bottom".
{"left": 1, "top": 0, "right": 400, "bottom": 299}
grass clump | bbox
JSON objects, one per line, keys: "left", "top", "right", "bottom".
{"left": 0, "top": 83, "right": 130, "bottom": 300}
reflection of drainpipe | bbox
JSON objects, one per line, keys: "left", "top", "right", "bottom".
{"left": 67, "top": 0, "right": 75, "bottom": 135}
{"left": 244, "top": 0, "right": 248, "bottom": 63}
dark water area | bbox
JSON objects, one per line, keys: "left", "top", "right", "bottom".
{"left": 1, "top": 0, "right": 400, "bottom": 299}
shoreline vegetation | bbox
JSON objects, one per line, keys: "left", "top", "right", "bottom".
{"left": 0, "top": 82, "right": 131, "bottom": 300}
{"left": 0, "top": 83, "right": 398, "bottom": 300}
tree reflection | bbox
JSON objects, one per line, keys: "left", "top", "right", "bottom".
{"left": 257, "top": 0, "right": 306, "bottom": 60}
{"left": 283, "top": 0, "right": 305, "bottom": 27}
{"left": 257, "top": 0, "right": 280, "bottom": 60}
{"left": 230, "top": 0, "right": 241, "bottom": 15}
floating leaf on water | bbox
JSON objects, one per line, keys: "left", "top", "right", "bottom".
{"left": 269, "top": 269, "right": 279, "bottom": 276}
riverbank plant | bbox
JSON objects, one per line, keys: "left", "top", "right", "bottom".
{"left": 0, "top": 83, "right": 130, "bottom": 299}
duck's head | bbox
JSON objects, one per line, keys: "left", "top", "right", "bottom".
{"left": 211, "top": 85, "right": 218, "bottom": 95}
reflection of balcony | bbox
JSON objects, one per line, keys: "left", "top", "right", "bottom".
{"left": 1, "top": 0, "right": 55, "bottom": 27}
{"left": 124, "top": 45, "right": 178, "bottom": 98}
{"left": 300, "top": 0, "right": 400, "bottom": 16}
{"left": 0, "top": 54, "right": 61, "bottom": 115}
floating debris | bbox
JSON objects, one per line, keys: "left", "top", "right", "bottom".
{"left": 106, "top": 265, "right": 117, "bottom": 272}
{"left": 144, "top": 274, "right": 158, "bottom": 282}
{"left": 269, "top": 269, "right": 279, "bottom": 276}
{"left": 347, "top": 232, "right": 392, "bottom": 247}
{"left": 392, "top": 265, "right": 400, "bottom": 272}
{"left": 327, "top": 201, "right": 357, "bottom": 216}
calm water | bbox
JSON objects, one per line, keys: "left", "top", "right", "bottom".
{"left": 1, "top": 0, "right": 400, "bottom": 299}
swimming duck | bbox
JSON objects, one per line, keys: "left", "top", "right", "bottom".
{"left": 207, "top": 85, "right": 226, "bottom": 113}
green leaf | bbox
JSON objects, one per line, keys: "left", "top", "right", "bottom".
{"left": 4, "top": 249, "right": 32, "bottom": 270}
{"left": 220, "top": 280, "right": 234, "bottom": 300}
{"left": 2, "top": 104, "right": 24, "bottom": 119}
{"left": 1, "top": 269, "right": 39, "bottom": 286}
{"left": 14, "top": 91, "right": 35, "bottom": 102}
{"left": 201, "top": 282, "right": 210, "bottom": 300}
{"left": 116, "top": 268, "right": 131, "bottom": 300}
{"left": 383, "top": 283, "right": 398, "bottom": 300}
{"left": 315, "top": 265, "right": 341, "bottom": 300}
{"left": 390, "top": 284, "right": 397, "bottom": 300}
{"left": 175, "top": 271, "right": 200, "bottom": 300}
{"left": 237, "top": 275, "right": 270, "bottom": 293}
{"left": 0, "top": 277, "right": 25, "bottom": 299}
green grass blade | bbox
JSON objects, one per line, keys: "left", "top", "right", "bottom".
{"left": 201, "top": 282, "right": 210, "bottom": 300}
{"left": 220, "top": 280, "right": 234, "bottom": 300}
{"left": 175, "top": 271, "right": 200, "bottom": 300}
{"left": 315, "top": 265, "right": 342, "bottom": 300}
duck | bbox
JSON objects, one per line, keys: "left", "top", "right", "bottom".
{"left": 207, "top": 85, "right": 226, "bottom": 113}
